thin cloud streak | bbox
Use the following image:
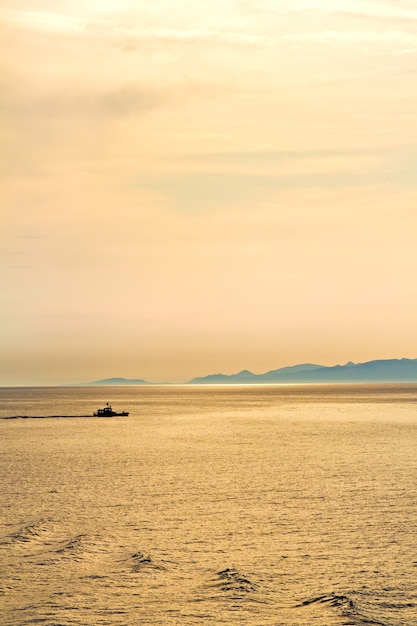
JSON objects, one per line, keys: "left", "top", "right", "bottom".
{"left": 282, "top": 30, "right": 417, "bottom": 45}
{"left": 0, "top": 9, "right": 274, "bottom": 47}
{"left": 2, "top": 8, "right": 417, "bottom": 52}
{"left": 250, "top": 0, "right": 417, "bottom": 21}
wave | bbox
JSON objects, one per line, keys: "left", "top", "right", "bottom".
{"left": 0, "top": 521, "right": 106, "bottom": 571}
{"left": 53, "top": 534, "right": 88, "bottom": 558}
{"left": 296, "top": 592, "right": 393, "bottom": 626}
{"left": 298, "top": 592, "right": 357, "bottom": 610}
{"left": 0, "top": 519, "right": 51, "bottom": 546}
{"left": 123, "top": 551, "right": 166, "bottom": 573}
{"left": 214, "top": 568, "right": 258, "bottom": 594}
{"left": 200, "top": 567, "right": 268, "bottom": 605}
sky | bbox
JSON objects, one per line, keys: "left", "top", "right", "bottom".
{"left": 1, "top": 0, "right": 417, "bottom": 385}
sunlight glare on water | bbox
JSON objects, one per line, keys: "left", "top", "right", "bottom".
{"left": 1, "top": 384, "right": 416, "bottom": 625}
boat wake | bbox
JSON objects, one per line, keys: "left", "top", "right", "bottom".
{"left": 1, "top": 415, "right": 95, "bottom": 419}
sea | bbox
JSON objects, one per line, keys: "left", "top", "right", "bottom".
{"left": 1, "top": 384, "right": 416, "bottom": 626}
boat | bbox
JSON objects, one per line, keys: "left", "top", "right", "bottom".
{"left": 93, "top": 403, "right": 129, "bottom": 417}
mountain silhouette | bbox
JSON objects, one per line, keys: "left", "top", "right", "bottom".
{"left": 188, "top": 358, "right": 417, "bottom": 384}
{"left": 79, "top": 358, "right": 417, "bottom": 385}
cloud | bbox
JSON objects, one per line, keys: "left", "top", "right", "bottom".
{"left": 249, "top": 0, "right": 417, "bottom": 21}
{"left": 281, "top": 29, "right": 417, "bottom": 52}
{"left": 329, "top": 0, "right": 417, "bottom": 22}
{"left": 0, "top": 9, "right": 87, "bottom": 34}
{"left": 3, "top": 6, "right": 416, "bottom": 57}
{"left": 184, "top": 147, "right": 382, "bottom": 161}
{"left": 0, "top": 8, "right": 274, "bottom": 47}
{"left": 1, "top": 84, "right": 161, "bottom": 119}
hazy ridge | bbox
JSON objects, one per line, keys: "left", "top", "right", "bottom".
{"left": 82, "top": 358, "right": 417, "bottom": 385}
{"left": 80, "top": 377, "right": 149, "bottom": 386}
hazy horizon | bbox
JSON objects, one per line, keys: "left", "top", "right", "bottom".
{"left": 2, "top": 356, "right": 417, "bottom": 387}
{"left": 2, "top": 1, "right": 417, "bottom": 386}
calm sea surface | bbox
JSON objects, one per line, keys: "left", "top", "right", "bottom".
{"left": 1, "top": 384, "right": 416, "bottom": 626}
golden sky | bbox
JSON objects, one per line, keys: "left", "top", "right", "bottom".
{"left": 1, "top": 0, "right": 417, "bottom": 384}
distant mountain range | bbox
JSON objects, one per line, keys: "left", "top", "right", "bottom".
{"left": 82, "top": 377, "right": 149, "bottom": 386}
{"left": 188, "top": 358, "right": 417, "bottom": 384}
{"left": 82, "top": 359, "right": 417, "bottom": 385}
